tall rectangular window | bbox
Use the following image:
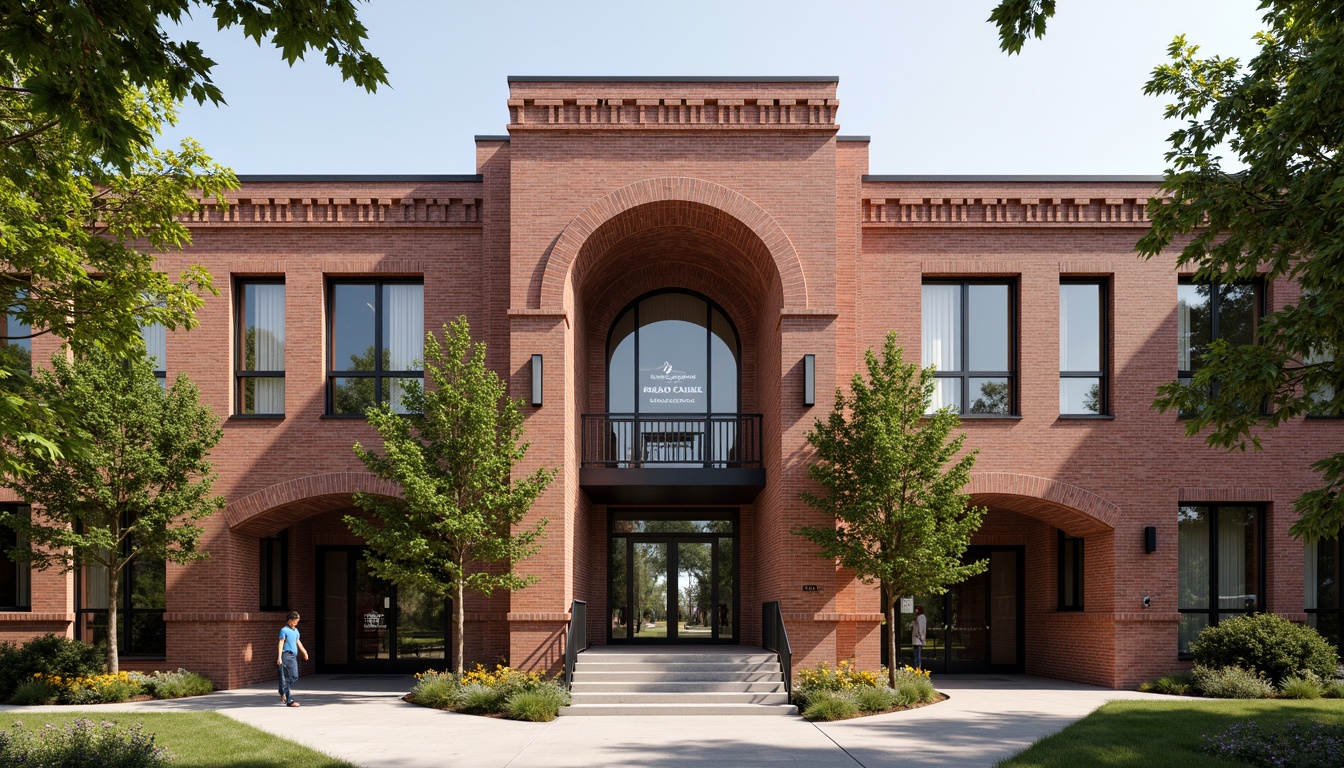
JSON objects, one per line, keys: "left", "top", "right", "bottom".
{"left": 141, "top": 324, "right": 166, "bottom": 385}
{"left": 1178, "top": 504, "right": 1263, "bottom": 654}
{"left": 0, "top": 505, "right": 31, "bottom": 610}
{"left": 327, "top": 279, "right": 424, "bottom": 415}
{"left": 1060, "top": 280, "right": 1106, "bottom": 415}
{"left": 1, "top": 287, "right": 32, "bottom": 373}
{"left": 237, "top": 280, "right": 286, "bottom": 415}
{"left": 1177, "top": 280, "right": 1261, "bottom": 392}
{"left": 260, "top": 530, "right": 288, "bottom": 611}
{"left": 1306, "top": 537, "right": 1342, "bottom": 655}
{"left": 922, "top": 280, "right": 1015, "bottom": 415}
{"left": 1058, "top": 531, "right": 1084, "bottom": 610}
{"left": 76, "top": 543, "right": 166, "bottom": 657}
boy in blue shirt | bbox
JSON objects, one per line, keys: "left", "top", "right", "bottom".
{"left": 277, "top": 611, "right": 309, "bottom": 706}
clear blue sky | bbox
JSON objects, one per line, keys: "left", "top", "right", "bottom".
{"left": 160, "top": 0, "right": 1265, "bottom": 175}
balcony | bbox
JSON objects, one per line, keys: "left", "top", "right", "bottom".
{"left": 580, "top": 413, "right": 765, "bottom": 505}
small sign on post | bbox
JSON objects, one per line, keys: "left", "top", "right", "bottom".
{"left": 900, "top": 597, "right": 914, "bottom": 613}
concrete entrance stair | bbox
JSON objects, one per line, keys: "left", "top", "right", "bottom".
{"left": 559, "top": 645, "right": 798, "bottom": 716}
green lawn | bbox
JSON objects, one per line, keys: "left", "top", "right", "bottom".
{"left": 999, "top": 699, "right": 1344, "bottom": 768}
{"left": 2, "top": 712, "right": 354, "bottom": 768}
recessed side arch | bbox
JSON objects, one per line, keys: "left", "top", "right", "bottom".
{"left": 225, "top": 472, "right": 402, "bottom": 537}
{"left": 967, "top": 472, "right": 1121, "bottom": 535}
{"left": 540, "top": 177, "right": 808, "bottom": 312}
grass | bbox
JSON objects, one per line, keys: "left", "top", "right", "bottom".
{"left": 998, "top": 699, "right": 1344, "bottom": 768}
{"left": 2, "top": 712, "right": 354, "bottom": 768}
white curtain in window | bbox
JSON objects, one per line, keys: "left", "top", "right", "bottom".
{"left": 384, "top": 284, "right": 424, "bottom": 413}
{"left": 1218, "top": 518, "right": 1248, "bottom": 609}
{"left": 1177, "top": 297, "right": 1192, "bottom": 371}
{"left": 922, "top": 285, "right": 960, "bottom": 411}
{"left": 1178, "top": 512, "right": 1209, "bottom": 610}
{"left": 140, "top": 324, "right": 166, "bottom": 372}
{"left": 84, "top": 558, "right": 109, "bottom": 610}
{"left": 253, "top": 284, "right": 286, "bottom": 413}
{"left": 1305, "top": 540, "right": 1319, "bottom": 610}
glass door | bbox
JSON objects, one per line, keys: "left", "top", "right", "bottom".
{"left": 316, "top": 546, "right": 450, "bottom": 672}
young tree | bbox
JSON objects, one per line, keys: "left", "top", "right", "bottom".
{"left": 988, "top": 2, "right": 1344, "bottom": 541}
{"left": 0, "top": 346, "right": 225, "bottom": 673}
{"left": 795, "top": 332, "right": 987, "bottom": 687}
{"left": 347, "top": 318, "right": 555, "bottom": 675}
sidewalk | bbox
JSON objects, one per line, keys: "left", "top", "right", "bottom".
{"left": 0, "top": 674, "right": 1171, "bottom": 767}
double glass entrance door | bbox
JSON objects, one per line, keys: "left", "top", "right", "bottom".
{"left": 894, "top": 547, "right": 1024, "bottom": 673}
{"left": 608, "top": 515, "right": 737, "bottom": 643}
{"left": 316, "top": 547, "right": 449, "bottom": 672}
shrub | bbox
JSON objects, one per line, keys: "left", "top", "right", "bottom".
{"left": 0, "top": 633, "right": 105, "bottom": 701}
{"left": 801, "top": 691, "right": 858, "bottom": 721}
{"left": 1139, "top": 672, "right": 1194, "bottom": 696}
{"left": 503, "top": 685, "right": 570, "bottom": 722}
{"left": 136, "top": 669, "right": 214, "bottom": 699}
{"left": 0, "top": 719, "right": 171, "bottom": 767}
{"left": 1203, "top": 721, "right": 1344, "bottom": 768}
{"left": 1323, "top": 680, "right": 1344, "bottom": 699}
{"left": 795, "top": 660, "right": 879, "bottom": 694}
{"left": 897, "top": 677, "right": 937, "bottom": 704}
{"left": 1191, "top": 614, "right": 1338, "bottom": 685}
{"left": 51, "top": 672, "right": 146, "bottom": 704}
{"left": 1192, "top": 665, "right": 1275, "bottom": 699}
{"left": 457, "top": 682, "right": 507, "bottom": 714}
{"left": 852, "top": 685, "right": 901, "bottom": 712}
{"left": 8, "top": 678, "right": 57, "bottom": 705}
{"left": 410, "top": 669, "right": 462, "bottom": 709}
{"left": 1278, "top": 672, "right": 1325, "bottom": 700}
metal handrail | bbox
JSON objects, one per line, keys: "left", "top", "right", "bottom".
{"left": 562, "top": 599, "right": 587, "bottom": 690}
{"left": 761, "top": 601, "right": 792, "bottom": 698}
{"left": 581, "top": 412, "right": 763, "bottom": 468}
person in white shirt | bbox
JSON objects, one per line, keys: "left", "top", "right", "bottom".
{"left": 911, "top": 605, "right": 927, "bottom": 669}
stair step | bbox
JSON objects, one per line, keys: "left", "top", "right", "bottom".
{"left": 559, "top": 703, "right": 798, "bottom": 716}
{"left": 569, "top": 691, "right": 790, "bottom": 705}
{"left": 575, "top": 653, "right": 777, "bottom": 663}
{"left": 573, "top": 670, "right": 781, "bottom": 682}
{"left": 570, "top": 681, "right": 784, "bottom": 693}
{"left": 574, "top": 661, "right": 780, "bottom": 673}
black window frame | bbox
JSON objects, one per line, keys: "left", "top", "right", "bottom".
{"left": 922, "top": 278, "right": 1018, "bottom": 416}
{"left": 1177, "top": 502, "right": 1266, "bottom": 658}
{"left": 74, "top": 525, "right": 167, "bottom": 659}
{"left": 1306, "top": 535, "right": 1343, "bottom": 655}
{"left": 1177, "top": 278, "right": 1264, "bottom": 402}
{"left": 0, "top": 504, "right": 31, "bottom": 611}
{"left": 325, "top": 277, "right": 425, "bottom": 417}
{"left": 1059, "top": 278, "right": 1108, "bottom": 417}
{"left": 235, "top": 277, "right": 286, "bottom": 417}
{"left": 1058, "top": 530, "right": 1084, "bottom": 611}
{"left": 1, "top": 284, "right": 32, "bottom": 375}
{"left": 260, "top": 529, "right": 289, "bottom": 611}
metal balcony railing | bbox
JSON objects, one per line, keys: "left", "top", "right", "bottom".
{"left": 581, "top": 413, "right": 763, "bottom": 469}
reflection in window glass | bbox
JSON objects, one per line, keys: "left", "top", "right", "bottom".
{"left": 1060, "top": 282, "right": 1105, "bottom": 415}
{"left": 328, "top": 281, "right": 423, "bottom": 414}
{"left": 238, "top": 281, "right": 286, "bottom": 415}
{"left": 1178, "top": 504, "right": 1261, "bottom": 654}
{"left": 1, "top": 287, "right": 31, "bottom": 373}
{"left": 1178, "top": 280, "right": 1260, "bottom": 389}
{"left": 922, "top": 281, "right": 1014, "bottom": 415}
{"left": 1307, "top": 537, "right": 1343, "bottom": 654}
{"left": 0, "top": 505, "right": 30, "bottom": 610}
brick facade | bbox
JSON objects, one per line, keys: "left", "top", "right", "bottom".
{"left": 0, "top": 77, "right": 1333, "bottom": 690}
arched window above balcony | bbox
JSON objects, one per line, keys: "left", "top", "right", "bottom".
{"left": 607, "top": 290, "right": 739, "bottom": 415}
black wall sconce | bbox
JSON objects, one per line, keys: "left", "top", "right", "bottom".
{"left": 1144, "top": 526, "right": 1157, "bottom": 554}
{"left": 531, "top": 354, "right": 543, "bottom": 407}
{"left": 803, "top": 354, "right": 815, "bottom": 407}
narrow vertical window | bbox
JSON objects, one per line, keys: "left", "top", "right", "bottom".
{"left": 1058, "top": 531, "right": 1084, "bottom": 611}
{"left": 141, "top": 323, "right": 166, "bottom": 385}
{"left": 0, "top": 504, "right": 30, "bottom": 610}
{"left": 1306, "top": 537, "right": 1342, "bottom": 655}
{"left": 237, "top": 280, "right": 286, "bottom": 415}
{"left": 1178, "top": 504, "right": 1263, "bottom": 654}
{"left": 328, "top": 279, "right": 424, "bottom": 415}
{"left": 1, "top": 286, "right": 32, "bottom": 373}
{"left": 260, "top": 530, "right": 288, "bottom": 611}
{"left": 1060, "top": 280, "right": 1106, "bottom": 415}
{"left": 922, "top": 280, "right": 1015, "bottom": 415}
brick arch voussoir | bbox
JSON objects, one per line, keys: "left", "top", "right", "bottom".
{"left": 225, "top": 472, "right": 402, "bottom": 535}
{"left": 966, "top": 472, "right": 1121, "bottom": 532}
{"left": 542, "top": 178, "right": 807, "bottom": 312}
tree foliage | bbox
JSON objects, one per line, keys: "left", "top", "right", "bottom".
{"left": 347, "top": 318, "right": 555, "bottom": 675}
{"left": 795, "top": 332, "right": 986, "bottom": 687}
{"left": 990, "top": 1, "right": 1344, "bottom": 541}
{"left": 0, "top": 346, "right": 225, "bottom": 673}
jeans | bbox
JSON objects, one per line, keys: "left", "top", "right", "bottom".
{"left": 913, "top": 644, "right": 923, "bottom": 669}
{"left": 278, "top": 651, "right": 299, "bottom": 702}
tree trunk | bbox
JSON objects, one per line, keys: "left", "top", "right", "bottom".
{"left": 106, "top": 566, "right": 119, "bottom": 674}
{"left": 887, "top": 595, "right": 898, "bottom": 689}
{"left": 455, "top": 579, "right": 465, "bottom": 676}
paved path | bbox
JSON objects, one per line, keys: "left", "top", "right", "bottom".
{"left": 1, "top": 674, "right": 1170, "bottom": 767}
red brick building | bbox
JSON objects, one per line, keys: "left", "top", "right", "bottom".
{"left": 2, "top": 77, "right": 1339, "bottom": 690}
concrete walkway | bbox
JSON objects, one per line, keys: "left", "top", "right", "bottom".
{"left": 0, "top": 673, "right": 1171, "bottom": 767}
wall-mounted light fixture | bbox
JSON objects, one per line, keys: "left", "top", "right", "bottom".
{"left": 531, "top": 354, "right": 543, "bottom": 407}
{"left": 1144, "top": 526, "right": 1157, "bottom": 554}
{"left": 803, "top": 354, "right": 815, "bottom": 407}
